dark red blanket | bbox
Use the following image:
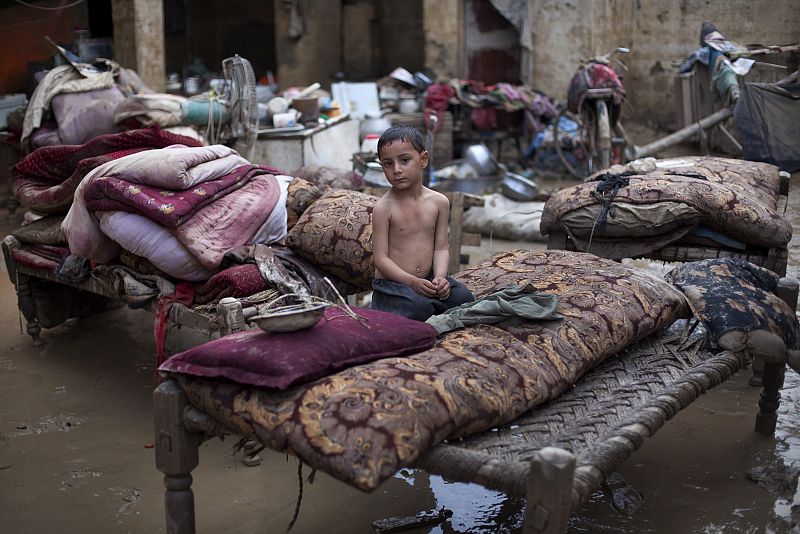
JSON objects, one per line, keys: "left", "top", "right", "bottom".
{"left": 12, "top": 127, "right": 203, "bottom": 213}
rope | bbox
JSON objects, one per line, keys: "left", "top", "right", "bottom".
{"left": 585, "top": 170, "right": 635, "bottom": 252}
{"left": 286, "top": 459, "right": 304, "bottom": 531}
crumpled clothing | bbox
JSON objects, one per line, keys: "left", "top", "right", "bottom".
{"left": 56, "top": 255, "right": 91, "bottom": 284}
{"left": 114, "top": 93, "right": 188, "bottom": 128}
{"left": 222, "top": 244, "right": 309, "bottom": 298}
{"left": 92, "top": 265, "right": 176, "bottom": 309}
{"left": 425, "top": 283, "right": 562, "bottom": 335}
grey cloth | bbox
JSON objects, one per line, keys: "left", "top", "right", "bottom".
{"left": 425, "top": 283, "right": 562, "bottom": 335}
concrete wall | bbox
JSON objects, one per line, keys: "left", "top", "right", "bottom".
{"left": 274, "top": 0, "right": 342, "bottom": 87}
{"left": 112, "top": 0, "right": 165, "bottom": 91}
{"left": 423, "top": 0, "right": 464, "bottom": 81}
{"left": 530, "top": 0, "right": 800, "bottom": 128}
{"left": 0, "top": 3, "right": 87, "bottom": 93}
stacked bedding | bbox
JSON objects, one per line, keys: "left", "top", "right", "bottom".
{"left": 540, "top": 156, "right": 792, "bottom": 258}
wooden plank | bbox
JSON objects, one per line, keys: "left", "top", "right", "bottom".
{"left": 448, "top": 192, "right": 465, "bottom": 274}
{"left": 461, "top": 232, "right": 482, "bottom": 247}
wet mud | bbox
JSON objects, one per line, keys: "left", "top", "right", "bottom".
{"left": 1, "top": 174, "right": 799, "bottom": 533}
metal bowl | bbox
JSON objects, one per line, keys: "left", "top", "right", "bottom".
{"left": 501, "top": 172, "right": 538, "bottom": 202}
{"left": 250, "top": 303, "right": 329, "bottom": 333}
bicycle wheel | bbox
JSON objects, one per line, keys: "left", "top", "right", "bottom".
{"left": 594, "top": 99, "right": 612, "bottom": 170}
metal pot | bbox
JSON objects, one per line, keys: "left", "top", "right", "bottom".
{"left": 501, "top": 172, "right": 539, "bottom": 202}
{"left": 464, "top": 143, "right": 498, "bottom": 176}
{"left": 360, "top": 112, "right": 392, "bottom": 140}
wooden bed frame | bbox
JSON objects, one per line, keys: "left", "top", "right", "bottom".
{"left": 2, "top": 191, "right": 483, "bottom": 347}
{"left": 545, "top": 171, "right": 792, "bottom": 277}
{"left": 152, "top": 279, "right": 797, "bottom": 534}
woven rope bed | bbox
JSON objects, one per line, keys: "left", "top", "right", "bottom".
{"left": 154, "top": 316, "right": 790, "bottom": 534}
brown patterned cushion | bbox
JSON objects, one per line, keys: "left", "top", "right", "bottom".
{"left": 285, "top": 177, "right": 325, "bottom": 230}
{"left": 285, "top": 189, "right": 378, "bottom": 290}
{"left": 542, "top": 156, "right": 791, "bottom": 252}
{"left": 172, "top": 250, "right": 688, "bottom": 491}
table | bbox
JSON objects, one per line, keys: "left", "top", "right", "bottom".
{"left": 244, "top": 115, "right": 360, "bottom": 172}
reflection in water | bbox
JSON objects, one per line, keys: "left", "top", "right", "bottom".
{"left": 392, "top": 370, "right": 800, "bottom": 532}
{"left": 394, "top": 470, "right": 524, "bottom": 533}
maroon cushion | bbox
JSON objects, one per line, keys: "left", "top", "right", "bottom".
{"left": 159, "top": 307, "right": 438, "bottom": 389}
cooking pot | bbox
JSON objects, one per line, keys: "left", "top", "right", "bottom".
{"left": 464, "top": 144, "right": 498, "bottom": 176}
{"left": 501, "top": 172, "right": 538, "bottom": 202}
{"left": 360, "top": 112, "right": 392, "bottom": 140}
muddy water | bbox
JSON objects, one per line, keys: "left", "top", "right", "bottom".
{"left": 1, "top": 175, "right": 799, "bottom": 533}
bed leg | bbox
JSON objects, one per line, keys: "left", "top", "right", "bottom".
{"left": 755, "top": 278, "right": 799, "bottom": 434}
{"left": 154, "top": 380, "right": 201, "bottom": 534}
{"left": 217, "top": 297, "right": 245, "bottom": 336}
{"left": 522, "top": 447, "right": 576, "bottom": 534}
{"left": 16, "top": 273, "right": 43, "bottom": 346}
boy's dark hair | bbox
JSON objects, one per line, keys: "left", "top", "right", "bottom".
{"left": 377, "top": 125, "right": 426, "bottom": 156}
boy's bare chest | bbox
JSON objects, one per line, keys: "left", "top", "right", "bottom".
{"left": 389, "top": 204, "right": 437, "bottom": 235}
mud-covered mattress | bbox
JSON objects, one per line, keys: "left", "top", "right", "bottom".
{"left": 540, "top": 156, "right": 791, "bottom": 258}
{"left": 166, "top": 250, "right": 688, "bottom": 491}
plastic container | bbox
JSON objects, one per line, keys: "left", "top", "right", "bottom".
{"left": 361, "top": 134, "right": 380, "bottom": 154}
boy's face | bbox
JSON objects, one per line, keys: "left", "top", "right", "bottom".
{"left": 378, "top": 141, "right": 429, "bottom": 190}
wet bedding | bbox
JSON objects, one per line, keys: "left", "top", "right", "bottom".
{"left": 540, "top": 156, "right": 791, "bottom": 258}
{"left": 165, "top": 250, "right": 688, "bottom": 491}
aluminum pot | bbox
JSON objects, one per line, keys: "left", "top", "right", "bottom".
{"left": 464, "top": 143, "right": 498, "bottom": 176}
{"left": 501, "top": 172, "right": 538, "bottom": 202}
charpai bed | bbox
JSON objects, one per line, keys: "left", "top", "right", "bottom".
{"left": 154, "top": 249, "right": 798, "bottom": 533}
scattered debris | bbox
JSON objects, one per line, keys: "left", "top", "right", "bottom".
{"left": 242, "top": 455, "right": 262, "bottom": 467}
{"left": 111, "top": 486, "right": 143, "bottom": 514}
{"left": 372, "top": 507, "right": 453, "bottom": 533}
{"left": 13, "top": 414, "right": 84, "bottom": 436}
{"left": 747, "top": 464, "right": 799, "bottom": 497}
{"left": 602, "top": 471, "right": 645, "bottom": 516}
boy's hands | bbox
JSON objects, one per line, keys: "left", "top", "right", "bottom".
{"left": 410, "top": 277, "right": 439, "bottom": 297}
{"left": 431, "top": 276, "right": 451, "bottom": 300}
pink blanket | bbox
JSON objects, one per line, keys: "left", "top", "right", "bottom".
{"left": 12, "top": 127, "right": 203, "bottom": 213}
{"left": 63, "top": 145, "right": 249, "bottom": 263}
{"left": 84, "top": 163, "right": 282, "bottom": 227}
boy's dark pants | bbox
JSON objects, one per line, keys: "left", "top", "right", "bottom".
{"left": 371, "top": 276, "right": 475, "bottom": 321}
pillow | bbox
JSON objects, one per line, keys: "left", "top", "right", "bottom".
{"left": 51, "top": 87, "right": 125, "bottom": 145}
{"left": 159, "top": 306, "right": 438, "bottom": 389}
{"left": 665, "top": 259, "right": 800, "bottom": 364}
{"left": 291, "top": 165, "right": 365, "bottom": 191}
{"left": 286, "top": 177, "right": 324, "bottom": 230}
{"left": 285, "top": 189, "right": 378, "bottom": 289}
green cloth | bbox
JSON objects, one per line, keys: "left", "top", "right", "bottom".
{"left": 425, "top": 283, "right": 562, "bottom": 335}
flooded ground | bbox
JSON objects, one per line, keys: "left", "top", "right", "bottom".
{"left": 0, "top": 172, "right": 799, "bottom": 533}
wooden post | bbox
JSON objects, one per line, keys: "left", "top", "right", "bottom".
{"left": 448, "top": 192, "right": 465, "bottom": 274}
{"left": 755, "top": 278, "right": 798, "bottom": 434}
{"left": 523, "top": 447, "right": 576, "bottom": 534}
{"left": 632, "top": 107, "right": 732, "bottom": 159}
{"left": 154, "top": 380, "right": 201, "bottom": 534}
{"left": 111, "top": 0, "right": 165, "bottom": 91}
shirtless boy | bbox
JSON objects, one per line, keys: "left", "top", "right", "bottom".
{"left": 371, "top": 125, "right": 475, "bottom": 321}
